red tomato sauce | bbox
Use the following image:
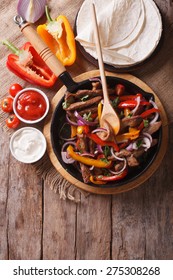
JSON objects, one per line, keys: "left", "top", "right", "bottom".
{"left": 16, "top": 90, "right": 47, "bottom": 120}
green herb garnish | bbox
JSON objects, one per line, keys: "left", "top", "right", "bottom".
{"left": 83, "top": 112, "right": 93, "bottom": 121}
{"left": 143, "top": 119, "right": 149, "bottom": 127}
{"left": 136, "top": 139, "right": 143, "bottom": 148}
{"left": 62, "top": 100, "right": 70, "bottom": 109}
{"left": 80, "top": 95, "right": 89, "bottom": 101}
{"left": 111, "top": 97, "right": 119, "bottom": 108}
{"left": 100, "top": 157, "right": 109, "bottom": 164}
{"left": 103, "top": 145, "right": 110, "bottom": 158}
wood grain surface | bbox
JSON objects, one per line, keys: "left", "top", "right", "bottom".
{"left": 0, "top": 0, "right": 173, "bottom": 260}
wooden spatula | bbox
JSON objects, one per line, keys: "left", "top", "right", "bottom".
{"left": 91, "top": 3, "right": 120, "bottom": 136}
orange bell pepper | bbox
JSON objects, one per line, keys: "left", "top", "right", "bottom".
{"left": 37, "top": 6, "right": 76, "bottom": 66}
{"left": 116, "top": 127, "right": 140, "bottom": 143}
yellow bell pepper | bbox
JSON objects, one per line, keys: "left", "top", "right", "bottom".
{"left": 97, "top": 101, "right": 103, "bottom": 123}
{"left": 116, "top": 127, "right": 140, "bottom": 143}
{"left": 67, "top": 145, "right": 112, "bottom": 168}
{"left": 37, "top": 6, "right": 76, "bottom": 66}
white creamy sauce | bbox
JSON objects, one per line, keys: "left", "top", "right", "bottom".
{"left": 10, "top": 127, "right": 46, "bottom": 163}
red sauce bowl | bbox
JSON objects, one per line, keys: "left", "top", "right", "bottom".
{"left": 13, "top": 88, "right": 49, "bottom": 124}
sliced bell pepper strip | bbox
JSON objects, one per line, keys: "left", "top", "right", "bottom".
{"left": 77, "top": 125, "right": 89, "bottom": 135}
{"left": 67, "top": 145, "right": 112, "bottom": 168}
{"left": 87, "top": 133, "right": 120, "bottom": 152}
{"left": 119, "top": 93, "right": 142, "bottom": 101}
{"left": 71, "top": 125, "right": 77, "bottom": 137}
{"left": 140, "top": 108, "right": 160, "bottom": 118}
{"left": 97, "top": 101, "right": 103, "bottom": 123}
{"left": 116, "top": 128, "right": 140, "bottom": 143}
{"left": 89, "top": 175, "right": 106, "bottom": 185}
{"left": 2, "top": 40, "right": 56, "bottom": 87}
{"left": 37, "top": 6, "right": 76, "bottom": 66}
{"left": 93, "top": 168, "right": 128, "bottom": 181}
{"left": 115, "top": 84, "right": 125, "bottom": 95}
{"left": 118, "top": 100, "right": 150, "bottom": 109}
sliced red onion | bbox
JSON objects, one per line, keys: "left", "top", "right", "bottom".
{"left": 141, "top": 137, "right": 151, "bottom": 151}
{"left": 126, "top": 143, "right": 133, "bottom": 151}
{"left": 80, "top": 152, "right": 95, "bottom": 158}
{"left": 61, "top": 142, "right": 76, "bottom": 164}
{"left": 74, "top": 111, "right": 98, "bottom": 126}
{"left": 62, "top": 141, "right": 76, "bottom": 152}
{"left": 96, "top": 144, "right": 103, "bottom": 153}
{"left": 91, "top": 128, "right": 107, "bottom": 134}
{"left": 132, "top": 142, "right": 139, "bottom": 150}
{"left": 131, "top": 95, "right": 141, "bottom": 115}
{"left": 110, "top": 147, "right": 125, "bottom": 161}
{"left": 132, "top": 135, "right": 152, "bottom": 151}
{"left": 59, "top": 122, "right": 77, "bottom": 141}
{"left": 142, "top": 132, "right": 152, "bottom": 143}
{"left": 108, "top": 159, "right": 127, "bottom": 175}
{"left": 77, "top": 120, "right": 85, "bottom": 126}
{"left": 17, "top": 0, "right": 46, "bottom": 23}
{"left": 66, "top": 114, "right": 78, "bottom": 126}
{"left": 61, "top": 151, "right": 75, "bottom": 164}
{"left": 89, "top": 165, "right": 95, "bottom": 170}
{"left": 89, "top": 77, "right": 102, "bottom": 83}
{"left": 149, "top": 99, "right": 159, "bottom": 124}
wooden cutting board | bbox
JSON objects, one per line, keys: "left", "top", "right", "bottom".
{"left": 43, "top": 70, "right": 168, "bottom": 195}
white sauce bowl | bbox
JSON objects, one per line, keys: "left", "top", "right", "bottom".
{"left": 10, "top": 127, "right": 47, "bottom": 163}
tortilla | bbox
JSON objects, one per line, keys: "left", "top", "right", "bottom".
{"left": 76, "top": 0, "right": 143, "bottom": 47}
{"left": 76, "top": 0, "right": 162, "bottom": 66}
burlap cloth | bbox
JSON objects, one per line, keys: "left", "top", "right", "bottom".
{"left": 0, "top": 0, "right": 173, "bottom": 201}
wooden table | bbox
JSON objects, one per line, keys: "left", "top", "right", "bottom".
{"left": 0, "top": 0, "right": 173, "bottom": 260}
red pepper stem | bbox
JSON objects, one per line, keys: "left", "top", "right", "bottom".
{"left": 45, "top": 5, "right": 53, "bottom": 22}
{"left": 2, "top": 40, "right": 20, "bottom": 56}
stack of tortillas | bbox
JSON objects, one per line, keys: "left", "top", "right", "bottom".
{"left": 76, "top": 0, "right": 162, "bottom": 67}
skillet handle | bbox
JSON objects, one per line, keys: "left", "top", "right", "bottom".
{"left": 20, "top": 22, "right": 66, "bottom": 77}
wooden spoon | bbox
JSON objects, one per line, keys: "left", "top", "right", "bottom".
{"left": 91, "top": 3, "right": 120, "bottom": 136}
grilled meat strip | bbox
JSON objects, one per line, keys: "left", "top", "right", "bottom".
{"left": 65, "top": 96, "right": 102, "bottom": 111}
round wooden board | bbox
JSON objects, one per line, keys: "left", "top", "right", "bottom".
{"left": 43, "top": 70, "right": 169, "bottom": 195}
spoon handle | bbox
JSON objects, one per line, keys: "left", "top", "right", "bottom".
{"left": 91, "top": 3, "right": 110, "bottom": 103}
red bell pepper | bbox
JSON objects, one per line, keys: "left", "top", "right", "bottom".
{"left": 140, "top": 108, "right": 160, "bottom": 118}
{"left": 93, "top": 168, "right": 128, "bottom": 181}
{"left": 118, "top": 99, "right": 150, "bottom": 109}
{"left": 2, "top": 40, "right": 57, "bottom": 87}
{"left": 119, "top": 93, "right": 142, "bottom": 101}
{"left": 87, "top": 133, "right": 120, "bottom": 152}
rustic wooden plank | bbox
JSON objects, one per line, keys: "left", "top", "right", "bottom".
{"left": 42, "top": 183, "right": 77, "bottom": 260}
{"left": 0, "top": 129, "right": 10, "bottom": 260}
{"left": 7, "top": 159, "right": 43, "bottom": 260}
{"left": 76, "top": 195, "right": 111, "bottom": 260}
{"left": 112, "top": 186, "right": 147, "bottom": 260}
{"left": 111, "top": 125, "right": 173, "bottom": 260}
{"left": 144, "top": 125, "right": 173, "bottom": 259}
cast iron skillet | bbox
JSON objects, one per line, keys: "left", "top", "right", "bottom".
{"left": 15, "top": 17, "right": 162, "bottom": 189}
{"left": 50, "top": 76, "right": 162, "bottom": 188}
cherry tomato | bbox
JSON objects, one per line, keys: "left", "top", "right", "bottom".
{"left": 9, "top": 83, "right": 23, "bottom": 98}
{"left": 1, "top": 97, "right": 13, "bottom": 113}
{"left": 6, "top": 114, "right": 20, "bottom": 129}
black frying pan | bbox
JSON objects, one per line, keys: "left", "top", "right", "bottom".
{"left": 14, "top": 17, "right": 162, "bottom": 189}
